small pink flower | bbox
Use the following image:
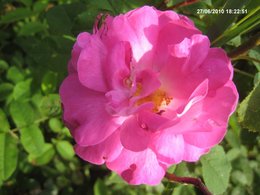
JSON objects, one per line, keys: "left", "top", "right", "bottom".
{"left": 60, "top": 6, "right": 238, "bottom": 185}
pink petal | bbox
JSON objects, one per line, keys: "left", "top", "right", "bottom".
{"left": 131, "top": 69, "right": 161, "bottom": 102}
{"left": 192, "top": 48, "right": 233, "bottom": 90}
{"left": 77, "top": 35, "right": 108, "bottom": 92}
{"left": 152, "top": 22, "right": 201, "bottom": 71}
{"left": 168, "top": 34, "right": 210, "bottom": 73}
{"left": 177, "top": 79, "right": 208, "bottom": 117}
{"left": 75, "top": 130, "right": 123, "bottom": 165}
{"left": 106, "top": 149, "right": 166, "bottom": 185}
{"left": 110, "top": 6, "right": 159, "bottom": 62}
{"left": 59, "top": 74, "right": 118, "bottom": 146}
{"left": 69, "top": 32, "right": 91, "bottom": 73}
{"left": 183, "top": 143, "right": 209, "bottom": 162}
{"left": 150, "top": 132, "right": 184, "bottom": 164}
{"left": 138, "top": 111, "right": 172, "bottom": 131}
{"left": 120, "top": 116, "right": 152, "bottom": 152}
{"left": 107, "top": 41, "right": 132, "bottom": 89}
{"left": 183, "top": 81, "right": 238, "bottom": 148}
{"left": 160, "top": 47, "right": 232, "bottom": 99}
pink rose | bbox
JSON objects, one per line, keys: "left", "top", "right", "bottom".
{"left": 60, "top": 6, "right": 238, "bottom": 185}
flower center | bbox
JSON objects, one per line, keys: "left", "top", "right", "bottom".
{"left": 135, "top": 83, "right": 172, "bottom": 113}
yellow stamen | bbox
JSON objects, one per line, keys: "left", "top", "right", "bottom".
{"left": 135, "top": 83, "right": 172, "bottom": 112}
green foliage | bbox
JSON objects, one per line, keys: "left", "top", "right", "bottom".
{"left": 238, "top": 82, "right": 260, "bottom": 132}
{"left": 0, "top": 109, "right": 10, "bottom": 133}
{"left": 0, "top": 133, "right": 18, "bottom": 181}
{"left": 0, "top": 0, "right": 259, "bottom": 194}
{"left": 201, "top": 146, "right": 231, "bottom": 194}
{"left": 56, "top": 140, "right": 75, "bottom": 160}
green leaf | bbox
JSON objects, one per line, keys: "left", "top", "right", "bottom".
{"left": 0, "top": 133, "right": 18, "bottom": 180}
{"left": 174, "top": 162, "right": 190, "bottom": 176}
{"left": 40, "top": 94, "right": 61, "bottom": 116}
{"left": 0, "top": 60, "right": 9, "bottom": 71}
{"left": 238, "top": 81, "right": 260, "bottom": 132}
{"left": 28, "top": 143, "right": 55, "bottom": 166}
{"left": 0, "top": 109, "right": 10, "bottom": 133}
{"left": 41, "top": 71, "right": 58, "bottom": 94}
{"left": 249, "top": 48, "right": 260, "bottom": 71}
{"left": 48, "top": 118, "right": 62, "bottom": 133}
{"left": 56, "top": 140, "right": 74, "bottom": 160}
{"left": 254, "top": 72, "right": 260, "bottom": 86}
{"left": 0, "top": 83, "right": 13, "bottom": 101}
{"left": 201, "top": 145, "right": 231, "bottom": 194}
{"left": 89, "top": 0, "right": 114, "bottom": 12}
{"left": 46, "top": 6, "right": 72, "bottom": 35}
{"left": 231, "top": 170, "right": 248, "bottom": 185}
{"left": 20, "top": 0, "right": 32, "bottom": 7}
{"left": 33, "top": 1, "right": 48, "bottom": 13}
{"left": 94, "top": 179, "right": 108, "bottom": 195}
{"left": 207, "top": 0, "right": 250, "bottom": 41}
{"left": 20, "top": 125, "right": 45, "bottom": 156}
{"left": 18, "top": 22, "right": 47, "bottom": 36}
{"left": 212, "top": 7, "right": 260, "bottom": 46}
{"left": 0, "top": 8, "right": 33, "bottom": 24}
{"left": 13, "top": 79, "right": 32, "bottom": 101}
{"left": 6, "top": 66, "right": 24, "bottom": 84}
{"left": 170, "top": 185, "right": 196, "bottom": 195}
{"left": 10, "top": 101, "right": 35, "bottom": 127}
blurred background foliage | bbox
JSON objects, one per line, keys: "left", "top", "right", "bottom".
{"left": 0, "top": 0, "right": 259, "bottom": 194}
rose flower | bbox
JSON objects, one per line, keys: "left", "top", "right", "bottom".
{"left": 60, "top": 6, "right": 238, "bottom": 185}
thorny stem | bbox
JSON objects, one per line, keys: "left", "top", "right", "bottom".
{"left": 165, "top": 172, "right": 212, "bottom": 195}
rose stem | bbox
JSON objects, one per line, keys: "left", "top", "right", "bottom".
{"left": 165, "top": 172, "right": 212, "bottom": 195}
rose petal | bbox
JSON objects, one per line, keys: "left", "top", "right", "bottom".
{"left": 120, "top": 116, "right": 152, "bottom": 152}
{"left": 150, "top": 132, "right": 184, "bottom": 164}
{"left": 69, "top": 32, "right": 91, "bottom": 73}
{"left": 110, "top": 6, "right": 159, "bottom": 62}
{"left": 75, "top": 130, "right": 123, "bottom": 165}
{"left": 183, "top": 143, "right": 209, "bottom": 162}
{"left": 107, "top": 148, "right": 166, "bottom": 185}
{"left": 183, "top": 81, "right": 238, "bottom": 148}
{"left": 59, "top": 74, "right": 118, "bottom": 146}
{"left": 77, "top": 35, "right": 108, "bottom": 92}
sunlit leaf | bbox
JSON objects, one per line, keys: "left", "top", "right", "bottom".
{"left": 28, "top": 143, "right": 55, "bottom": 166}
{"left": 48, "top": 118, "right": 62, "bottom": 133}
{"left": 0, "top": 133, "right": 18, "bottom": 180}
{"left": 56, "top": 140, "right": 74, "bottom": 160}
{"left": 40, "top": 94, "right": 61, "bottom": 116}
{"left": 0, "top": 109, "right": 10, "bottom": 133}
{"left": 41, "top": 71, "right": 58, "bottom": 94}
{"left": 238, "top": 81, "right": 260, "bottom": 132}
{"left": 94, "top": 179, "right": 108, "bottom": 195}
{"left": 201, "top": 145, "right": 231, "bottom": 194}
{"left": 13, "top": 79, "right": 32, "bottom": 101}
{"left": 10, "top": 101, "right": 35, "bottom": 127}
{"left": 20, "top": 125, "right": 45, "bottom": 156}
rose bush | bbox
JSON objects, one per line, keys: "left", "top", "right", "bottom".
{"left": 60, "top": 6, "right": 238, "bottom": 185}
